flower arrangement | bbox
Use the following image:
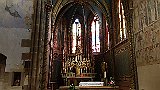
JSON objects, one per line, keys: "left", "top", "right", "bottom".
{"left": 107, "top": 77, "right": 115, "bottom": 87}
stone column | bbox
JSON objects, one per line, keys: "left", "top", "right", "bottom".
{"left": 41, "top": 1, "right": 52, "bottom": 90}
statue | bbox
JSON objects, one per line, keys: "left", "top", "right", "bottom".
{"left": 71, "top": 65, "right": 80, "bottom": 77}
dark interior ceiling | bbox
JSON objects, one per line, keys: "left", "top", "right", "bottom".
{"left": 54, "top": 0, "right": 112, "bottom": 27}
{"left": 52, "top": 0, "right": 112, "bottom": 6}
{"left": 63, "top": 3, "right": 92, "bottom": 23}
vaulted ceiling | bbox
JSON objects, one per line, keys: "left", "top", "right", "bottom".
{"left": 53, "top": 0, "right": 112, "bottom": 26}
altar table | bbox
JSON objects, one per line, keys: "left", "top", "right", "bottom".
{"left": 59, "top": 86, "right": 119, "bottom": 90}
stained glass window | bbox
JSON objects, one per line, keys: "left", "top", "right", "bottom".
{"left": 72, "top": 19, "right": 81, "bottom": 53}
{"left": 106, "top": 20, "right": 109, "bottom": 49}
{"left": 118, "top": 0, "right": 127, "bottom": 41}
{"left": 91, "top": 16, "right": 100, "bottom": 52}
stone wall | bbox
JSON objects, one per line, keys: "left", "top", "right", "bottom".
{"left": 133, "top": 0, "right": 160, "bottom": 90}
{"left": 0, "top": 0, "right": 33, "bottom": 90}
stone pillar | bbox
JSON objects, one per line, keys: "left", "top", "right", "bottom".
{"left": 0, "top": 53, "right": 7, "bottom": 90}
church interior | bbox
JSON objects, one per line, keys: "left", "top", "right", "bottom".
{"left": 0, "top": 0, "right": 160, "bottom": 90}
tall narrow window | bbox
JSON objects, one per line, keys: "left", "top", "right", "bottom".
{"left": 91, "top": 16, "right": 100, "bottom": 52}
{"left": 119, "top": 0, "right": 127, "bottom": 41}
{"left": 72, "top": 19, "right": 81, "bottom": 53}
{"left": 106, "top": 20, "right": 109, "bottom": 49}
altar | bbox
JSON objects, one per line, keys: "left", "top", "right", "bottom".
{"left": 62, "top": 72, "right": 96, "bottom": 86}
{"left": 65, "top": 76, "right": 93, "bottom": 86}
{"left": 59, "top": 86, "right": 119, "bottom": 90}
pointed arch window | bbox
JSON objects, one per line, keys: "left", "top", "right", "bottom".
{"left": 72, "top": 19, "right": 81, "bottom": 53}
{"left": 106, "top": 20, "right": 109, "bottom": 49}
{"left": 118, "top": 0, "right": 127, "bottom": 41}
{"left": 91, "top": 16, "right": 100, "bottom": 52}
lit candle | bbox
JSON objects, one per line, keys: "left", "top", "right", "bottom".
{"left": 80, "top": 68, "right": 82, "bottom": 74}
{"left": 104, "top": 71, "right": 106, "bottom": 78}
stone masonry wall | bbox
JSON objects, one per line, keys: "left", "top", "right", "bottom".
{"left": 133, "top": 0, "right": 160, "bottom": 90}
{"left": 0, "top": 0, "right": 33, "bottom": 90}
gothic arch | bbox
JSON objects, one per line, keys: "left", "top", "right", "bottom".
{"left": 52, "top": 0, "right": 111, "bottom": 27}
{"left": 30, "top": 0, "right": 138, "bottom": 90}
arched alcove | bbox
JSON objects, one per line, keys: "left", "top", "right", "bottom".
{"left": 49, "top": 1, "right": 113, "bottom": 88}
{"left": 30, "top": 0, "right": 138, "bottom": 90}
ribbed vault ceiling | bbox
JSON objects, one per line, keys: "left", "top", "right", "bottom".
{"left": 53, "top": 0, "right": 112, "bottom": 26}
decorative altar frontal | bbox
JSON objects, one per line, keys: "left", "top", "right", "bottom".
{"left": 79, "top": 82, "right": 104, "bottom": 86}
{"left": 59, "top": 86, "right": 119, "bottom": 90}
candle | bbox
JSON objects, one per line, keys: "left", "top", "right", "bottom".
{"left": 104, "top": 71, "right": 106, "bottom": 78}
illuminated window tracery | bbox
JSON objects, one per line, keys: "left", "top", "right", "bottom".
{"left": 91, "top": 16, "right": 100, "bottom": 52}
{"left": 106, "top": 20, "right": 109, "bottom": 49}
{"left": 72, "top": 19, "right": 81, "bottom": 53}
{"left": 118, "top": 0, "right": 127, "bottom": 41}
